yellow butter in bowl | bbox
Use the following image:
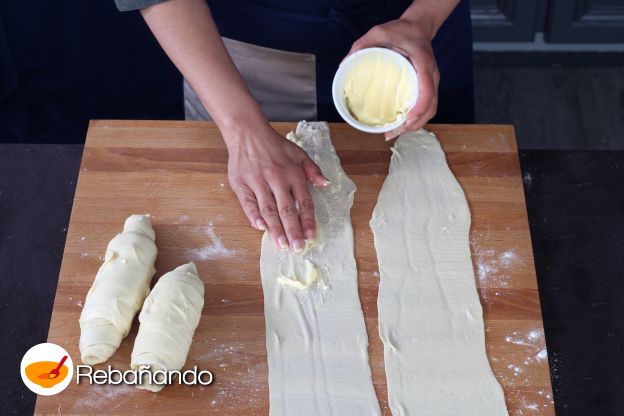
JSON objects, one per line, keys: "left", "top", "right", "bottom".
{"left": 332, "top": 47, "right": 418, "bottom": 133}
{"left": 344, "top": 56, "right": 413, "bottom": 126}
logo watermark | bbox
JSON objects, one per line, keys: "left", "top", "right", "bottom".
{"left": 21, "top": 343, "right": 213, "bottom": 395}
{"left": 20, "top": 343, "right": 74, "bottom": 396}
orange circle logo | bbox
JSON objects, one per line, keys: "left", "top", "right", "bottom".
{"left": 20, "top": 343, "right": 73, "bottom": 396}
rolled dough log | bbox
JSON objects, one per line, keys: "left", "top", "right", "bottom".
{"left": 79, "top": 214, "right": 157, "bottom": 365}
{"left": 131, "top": 262, "right": 204, "bottom": 392}
{"left": 370, "top": 130, "right": 508, "bottom": 415}
{"left": 260, "top": 122, "right": 380, "bottom": 415}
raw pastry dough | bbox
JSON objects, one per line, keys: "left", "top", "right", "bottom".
{"left": 370, "top": 130, "right": 508, "bottom": 415}
{"left": 79, "top": 214, "right": 157, "bottom": 365}
{"left": 260, "top": 122, "right": 380, "bottom": 415}
{"left": 131, "top": 262, "right": 204, "bottom": 392}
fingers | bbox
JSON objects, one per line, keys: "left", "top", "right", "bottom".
{"left": 384, "top": 53, "right": 437, "bottom": 140}
{"left": 230, "top": 181, "right": 266, "bottom": 230}
{"left": 291, "top": 179, "right": 316, "bottom": 241}
{"left": 270, "top": 179, "right": 307, "bottom": 253}
{"left": 232, "top": 177, "right": 306, "bottom": 253}
{"left": 384, "top": 125, "right": 405, "bottom": 141}
{"left": 402, "top": 52, "right": 438, "bottom": 132}
{"left": 254, "top": 183, "right": 289, "bottom": 250}
{"left": 302, "top": 157, "right": 330, "bottom": 187}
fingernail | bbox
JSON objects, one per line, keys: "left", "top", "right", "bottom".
{"left": 255, "top": 219, "right": 266, "bottom": 230}
{"left": 305, "top": 229, "right": 315, "bottom": 240}
{"left": 277, "top": 235, "right": 289, "bottom": 250}
{"left": 320, "top": 179, "right": 331, "bottom": 187}
{"left": 292, "top": 239, "right": 305, "bottom": 253}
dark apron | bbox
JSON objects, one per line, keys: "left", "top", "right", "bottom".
{"left": 186, "top": 0, "right": 474, "bottom": 124}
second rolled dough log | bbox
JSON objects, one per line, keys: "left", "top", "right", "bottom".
{"left": 79, "top": 214, "right": 157, "bottom": 365}
{"left": 131, "top": 262, "right": 205, "bottom": 392}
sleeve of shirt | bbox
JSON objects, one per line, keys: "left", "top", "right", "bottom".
{"left": 114, "top": 0, "right": 171, "bottom": 12}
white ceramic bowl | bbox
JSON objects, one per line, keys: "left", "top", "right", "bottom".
{"left": 332, "top": 47, "right": 418, "bottom": 133}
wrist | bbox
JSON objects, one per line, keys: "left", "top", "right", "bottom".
{"left": 218, "top": 111, "right": 274, "bottom": 150}
{"left": 401, "top": 0, "right": 459, "bottom": 39}
{"left": 209, "top": 101, "right": 270, "bottom": 146}
{"left": 400, "top": 11, "right": 436, "bottom": 40}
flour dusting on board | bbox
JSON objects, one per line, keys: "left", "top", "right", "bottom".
{"left": 72, "top": 384, "right": 136, "bottom": 412}
{"left": 173, "top": 214, "right": 190, "bottom": 225}
{"left": 473, "top": 246, "right": 519, "bottom": 288}
{"left": 191, "top": 221, "right": 236, "bottom": 260}
{"left": 196, "top": 341, "right": 263, "bottom": 411}
{"left": 495, "top": 326, "right": 554, "bottom": 413}
{"left": 471, "top": 234, "right": 553, "bottom": 413}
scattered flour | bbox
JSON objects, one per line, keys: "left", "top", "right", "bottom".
{"left": 512, "top": 390, "right": 551, "bottom": 415}
{"left": 500, "top": 327, "right": 551, "bottom": 411}
{"left": 471, "top": 160, "right": 485, "bottom": 175}
{"left": 173, "top": 214, "right": 190, "bottom": 225}
{"left": 475, "top": 247, "right": 519, "bottom": 287}
{"left": 196, "top": 342, "right": 263, "bottom": 412}
{"left": 536, "top": 349, "right": 548, "bottom": 362}
{"left": 472, "top": 232, "right": 553, "bottom": 413}
{"left": 505, "top": 328, "right": 544, "bottom": 349}
{"left": 507, "top": 364, "right": 523, "bottom": 376}
{"left": 472, "top": 244, "right": 517, "bottom": 292}
{"left": 72, "top": 384, "right": 136, "bottom": 412}
{"left": 191, "top": 222, "right": 236, "bottom": 260}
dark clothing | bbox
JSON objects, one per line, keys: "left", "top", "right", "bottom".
{"left": 0, "top": 1, "right": 183, "bottom": 143}
{"left": 116, "top": 0, "right": 475, "bottom": 123}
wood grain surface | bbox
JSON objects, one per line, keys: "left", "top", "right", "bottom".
{"left": 35, "top": 120, "right": 554, "bottom": 415}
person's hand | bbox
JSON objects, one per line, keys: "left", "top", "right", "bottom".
{"left": 225, "top": 123, "right": 329, "bottom": 252}
{"left": 348, "top": 17, "right": 439, "bottom": 140}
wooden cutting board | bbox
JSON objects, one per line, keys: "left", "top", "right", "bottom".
{"left": 35, "top": 120, "right": 554, "bottom": 415}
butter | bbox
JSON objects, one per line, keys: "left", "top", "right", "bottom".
{"left": 343, "top": 56, "right": 414, "bottom": 126}
{"left": 277, "top": 258, "right": 322, "bottom": 290}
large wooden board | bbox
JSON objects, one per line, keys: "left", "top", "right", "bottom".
{"left": 36, "top": 120, "right": 554, "bottom": 415}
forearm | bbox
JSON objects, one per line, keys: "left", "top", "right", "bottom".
{"left": 140, "top": 0, "right": 267, "bottom": 141}
{"left": 402, "top": 0, "right": 461, "bottom": 38}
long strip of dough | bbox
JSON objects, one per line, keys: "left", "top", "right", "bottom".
{"left": 370, "top": 130, "right": 508, "bottom": 415}
{"left": 79, "top": 214, "right": 157, "bottom": 365}
{"left": 260, "top": 122, "right": 380, "bottom": 415}
{"left": 131, "top": 262, "right": 204, "bottom": 392}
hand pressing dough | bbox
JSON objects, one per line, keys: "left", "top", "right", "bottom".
{"left": 131, "top": 262, "right": 204, "bottom": 392}
{"left": 260, "top": 122, "right": 380, "bottom": 415}
{"left": 370, "top": 130, "right": 508, "bottom": 415}
{"left": 79, "top": 214, "right": 157, "bottom": 365}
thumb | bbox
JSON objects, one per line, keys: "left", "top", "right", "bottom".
{"left": 303, "top": 157, "right": 330, "bottom": 187}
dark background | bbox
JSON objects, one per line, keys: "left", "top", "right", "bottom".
{"left": 1, "top": 1, "right": 624, "bottom": 415}
{"left": 0, "top": 1, "right": 182, "bottom": 144}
